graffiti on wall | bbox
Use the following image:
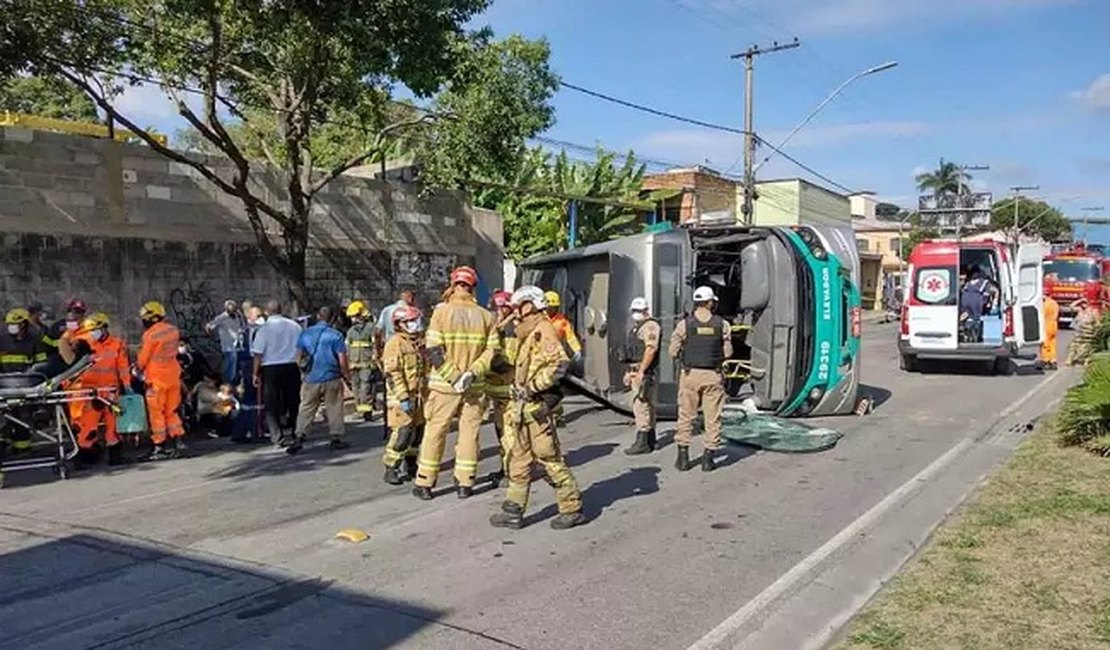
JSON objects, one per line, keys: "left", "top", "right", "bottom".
{"left": 169, "top": 280, "right": 219, "bottom": 355}
{"left": 393, "top": 253, "right": 457, "bottom": 290}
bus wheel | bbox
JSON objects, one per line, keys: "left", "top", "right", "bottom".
{"left": 899, "top": 354, "right": 917, "bottom": 372}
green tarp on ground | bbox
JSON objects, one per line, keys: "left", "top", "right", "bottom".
{"left": 721, "top": 411, "right": 844, "bottom": 453}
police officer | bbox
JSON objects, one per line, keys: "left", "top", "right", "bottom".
{"left": 622, "top": 296, "right": 661, "bottom": 455}
{"left": 345, "top": 300, "right": 378, "bottom": 421}
{"left": 668, "top": 286, "right": 732, "bottom": 472}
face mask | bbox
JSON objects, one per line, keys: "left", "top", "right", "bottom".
{"left": 177, "top": 344, "right": 188, "bottom": 355}
{"left": 7, "top": 324, "right": 20, "bottom": 335}
{"left": 90, "top": 329, "right": 106, "bottom": 341}
{"left": 631, "top": 311, "right": 647, "bottom": 322}
{"left": 66, "top": 319, "right": 79, "bottom": 331}
{"left": 404, "top": 320, "right": 422, "bottom": 334}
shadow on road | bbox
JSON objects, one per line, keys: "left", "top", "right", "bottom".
{"left": 859, "top": 384, "right": 894, "bottom": 410}
{"left": 564, "top": 442, "right": 618, "bottom": 468}
{"left": 0, "top": 529, "right": 469, "bottom": 649}
{"left": 525, "top": 466, "right": 662, "bottom": 526}
{"left": 562, "top": 405, "right": 607, "bottom": 426}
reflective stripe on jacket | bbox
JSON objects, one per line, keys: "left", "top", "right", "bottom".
{"left": 382, "top": 333, "right": 426, "bottom": 406}
{"left": 346, "top": 321, "right": 377, "bottom": 369}
{"left": 425, "top": 292, "right": 498, "bottom": 394}
{"left": 514, "top": 314, "right": 569, "bottom": 394}
{"left": 74, "top": 334, "right": 130, "bottom": 388}
{"left": 138, "top": 321, "right": 181, "bottom": 384}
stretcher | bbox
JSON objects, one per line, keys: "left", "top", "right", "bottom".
{"left": 0, "top": 357, "right": 109, "bottom": 483}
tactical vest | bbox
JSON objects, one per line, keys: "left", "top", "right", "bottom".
{"left": 624, "top": 319, "right": 659, "bottom": 374}
{"left": 681, "top": 315, "right": 726, "bottom": 370}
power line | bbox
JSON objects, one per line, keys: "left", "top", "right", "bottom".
{"left": 559, "top": 81, "right": 748, "bottom": 136}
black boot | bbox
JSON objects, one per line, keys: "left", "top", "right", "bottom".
{"left": 457, "top": 484, "right": 474, "bottom": 499}
{"left": 702, "top": 449, "right": 718, "bottom": 472}
{"left": 171, "top": 438, "right": 188, "bottom": 459}
{"left": 550, "top": 512, "right": 585, "bottom": 530}
{"left": 403, "top": 457, "right": 418, "bottom": 482}
{"left": 148, "top": 445, "right": 172, "bottom": 461}
{"left": 675, "top": 446, "right": 691, "bottom": 472}
{"left": 412, "top": 485, "right": 434, "bottom": 501}
{"left": 489, "top": 469, "right": 505, "bottom": 487}
{"left": 646, "top": 428, "right": 657, "bottom": 450}
{"left": 73, "top": 447, "right": 99, "bottom": 469}
{"left": 107, "top": 444, "right": 126, "bottom": 466}
{"left": 624, "top": 430, "right": 653, "bottom": 456}
{"left": 490, "top": 501, "right": 524, "bottom": 529}
{"left": 383, "top": 464, "right": 404, "bottom": 485}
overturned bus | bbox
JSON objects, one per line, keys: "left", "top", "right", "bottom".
{"left": 517, "top": 223, "right": 862, "bottom": 419}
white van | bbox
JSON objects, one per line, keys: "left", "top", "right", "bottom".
{"left": 897, "top": 240, "right": 1045, "bottom": 374}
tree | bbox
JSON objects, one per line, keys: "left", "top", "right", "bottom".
{"left": 990, "top": 197, "right": 1073, "bottom": 242}
{"left": 895, "top": 212, "right": 935, "bottom": 259}
{"left": 5, "top": 0, "right": 555, "bottom": 309}
{"left": 0, "top": 75, "right": 98, "bottom": 121}
{"left": 875, "top": 201, "right": 902, "bottom": 220}
{"left": 915, "top": 158, "right": 971, "bottom": 197}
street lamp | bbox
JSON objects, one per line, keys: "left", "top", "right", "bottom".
{"left": 753, "top": 61, "right": 898, "bottom": 174}
{"left": 1009, "top": 185, "right": 1039, "bottom": 243}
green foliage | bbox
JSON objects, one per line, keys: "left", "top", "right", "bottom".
{"left": 991, "top": 197, "right": 1073, "bottom": 242}
{"left": 1057, "top": 352, "right": 1110, "bottom": 456}
{"left": 915, "top": 158, "right": 971, "bottom": 196}
{"left": 897, "top": 214, "right": 937, "bottom": 259}
{"left": 4, "top": 0, "right": 555, "bottom": 307}
{"left": 472, "top": 146, "right": 648, "bottom": 260}
{"left": 875, "top": 202, "right": 902, "bottom": 220}
{"left": 0, "top": 75, "right": 98, "bottom": 121}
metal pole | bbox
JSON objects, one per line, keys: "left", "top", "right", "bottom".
{"left": 567, "top": 200, "right": 578, "bottom": 249}
{"left": 1080, "top": 206, "right": 1105, "bottom": 241}
{"left": 1009, "top": 185, "right": 1039, "bottom": 243}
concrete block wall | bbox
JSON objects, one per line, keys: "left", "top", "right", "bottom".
{"left": 0, "top": 128, "right": 504, "bottom": 345}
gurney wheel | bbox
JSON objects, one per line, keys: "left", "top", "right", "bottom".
{"left": 53, "top": 462, "right": 71, "bottom": 480}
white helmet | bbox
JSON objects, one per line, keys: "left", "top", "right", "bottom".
{"left": 629, "top": 297, "right": 649, "bottom": 312}
{"left": 510, "top": 285, "right": 547, "bottom": 309}
{"left": 693, "top": 286, "right": 717, "bottom": 303}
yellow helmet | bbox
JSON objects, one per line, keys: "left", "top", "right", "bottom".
{"left": 346, "top": 300, "right": 368, "bottom": 318}
{"left": 82, "top": 312, "right": 110, "bottom": 331}
{"left": 140, "top": 301, "right": 166, "bottom": 319}
{"left": 543, "top": 290, "right": 561, "bottom": 308}
{"left": 5, "top": 308, "right": 30, "bottom": 325}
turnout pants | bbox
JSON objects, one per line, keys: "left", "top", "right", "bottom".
{"left": 294, "top": 379, "right": 346, "bottom": 440}
{"left": 146, "top": 381, "right": 184, "bottom": 446}
{"left": 505, "top": 401, "right": 582, "bottom": 515}
{"left": 630, "top": 373, "right": 656, "bottom": 432}
{"left": 69, "top": 389, "right": 120, "bottom": 450}
{"left": 351, "top": 367, "right": 376, "bottom": 414}
{"left": 675, "top": 368, "right": 725, "bottom": 451}
{"left": 489, "top": 395, "right": 513, "bottom": 475}
{"left": 383, "top": 401, "right": 425, "bottom": 468}
{"left": 415, "top": 389, "right": 486, "bottom": 488}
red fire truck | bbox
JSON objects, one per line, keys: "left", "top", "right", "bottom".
{"left": 1043, "top": 242, "right": 1109, "bottom": 325}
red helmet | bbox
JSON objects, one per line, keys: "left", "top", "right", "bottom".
{"left": 392, "top": 305, "right": 423, "bottom": 324}
{"left": 491, "top": 290, "right": 513, "bottom": 309}
{"left": 67, "top": 298, "right": 88, "bottom": 314}
{"left": 450, "top": 266, "right": 478, "bottom": 288}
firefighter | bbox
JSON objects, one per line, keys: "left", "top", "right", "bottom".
{"left": 489, "top": 286, "right": 584, "bottom": 530}
{"left": 544, "top": 290, "right": 580, "bottom": 425}
{"left": 485, "top": 290, "right": 517, "bottom": 486}
{"left": 67, "top": 312, "right": 131, "bottom": 466}
{"left": 137, "top": 301, "right": 185, "bottom": 460}
{"left": 345, "top": 300, "right": 378, "bottom": 421}
{"left": 412, "top": 266, "right": 499, "bottom": 501}
{"left": 1, "top": 308, "right": 50, "bottom": 453}
{"left": 622, "top": 296, "right": 661, "bottom": 455}
{"left": 1039, "top": 294, "right": 1060, "bottom": 371}
{"left": 668, "top": 286, "right": 732, "bottom": 472}
{"left": 381, "top": 305, "right": 427, "bottom": 485}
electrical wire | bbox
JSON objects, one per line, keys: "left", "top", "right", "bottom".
{"left": 559, "top": 81, "right": 748, "bottom": 136}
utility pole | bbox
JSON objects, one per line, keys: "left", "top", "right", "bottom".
{"left": 1080, "top": 206, "right": 1105, "bottom": 242}
{"left": 1010, "top": 185, "right": 1039, "bottom": 243}
{"left": 731, "top": 37, "right": 799, "bottom": 225}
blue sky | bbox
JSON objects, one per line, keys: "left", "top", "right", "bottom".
{"left": 476, "top": 0, "right": 1110, "bottom": 242}
{"left": 119, "top": 0, "right": 1110, "bottom": 242}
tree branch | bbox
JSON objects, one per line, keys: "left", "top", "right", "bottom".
{"left": 307, "top": 115, "right": 436, "bottom": 197}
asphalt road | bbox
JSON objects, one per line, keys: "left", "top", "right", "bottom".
{"left": 0, "top": 323, "right": 1073, "bottom": 650}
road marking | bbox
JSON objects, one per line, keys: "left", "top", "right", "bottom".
{"left": 687, "top": 368, "right": 1064, "bottom": 650}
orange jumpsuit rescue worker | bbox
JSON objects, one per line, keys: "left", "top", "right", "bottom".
{"left": 668, "top": 286, "right": 732, "bottom": 473}
{"left": 412, "top": 266, "right": 499, "bottom": 501}
{"left": 485, "top": 290, "right": 518, "bottom": 486}
{"left": 137, "top": 301, "right": 185, "bottom": 460}
{"left": 622, "top": 296, "right": 661, "bottom": 455}
{"left": 489, "top": 286, "right": 584, "bottom": 530}
{"left": 1039, "top": 292, "right": 1060, "bottom": 371}
{"left": 544, "top": 290, "right": 582, "bottom": 364}
{"left": 381, "top": 305, "right": 427, "bottom": 485}
{"left": 66, "top": 312, "right": 131, "bottom": 467}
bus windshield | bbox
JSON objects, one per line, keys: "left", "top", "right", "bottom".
{"left": 1045, "top": 259, "right": 1100, "bottom": 282}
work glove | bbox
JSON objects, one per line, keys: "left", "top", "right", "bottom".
{"left": 453, "top": 371, "right": 476, "bottom": 393}
{"left": 399, "top": 399, "right": 413, "bottom": 414}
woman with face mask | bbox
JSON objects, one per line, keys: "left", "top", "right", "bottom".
{"left": 67, "top": 312, "right": 132, "bottom": 467}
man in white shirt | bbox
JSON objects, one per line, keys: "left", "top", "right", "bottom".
{"left": 251, "top": 300, "right": 303, "bottom": 446}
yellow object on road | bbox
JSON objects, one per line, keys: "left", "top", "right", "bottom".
{"left": 335, "top": 528, "right": 370, "bottom": 543}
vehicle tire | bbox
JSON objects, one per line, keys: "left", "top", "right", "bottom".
{"left": 993, "top": 357, "right": 1014, "bottom": 376}
{"left": 899, "top": 354, "right": 917, "bottom": 372}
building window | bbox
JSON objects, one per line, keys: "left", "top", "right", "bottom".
{"left": 856, "top": 238, "right": 870, "bottom": 252}
{"left": 889, "top": 237, "right": 902, "bottom": 255}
